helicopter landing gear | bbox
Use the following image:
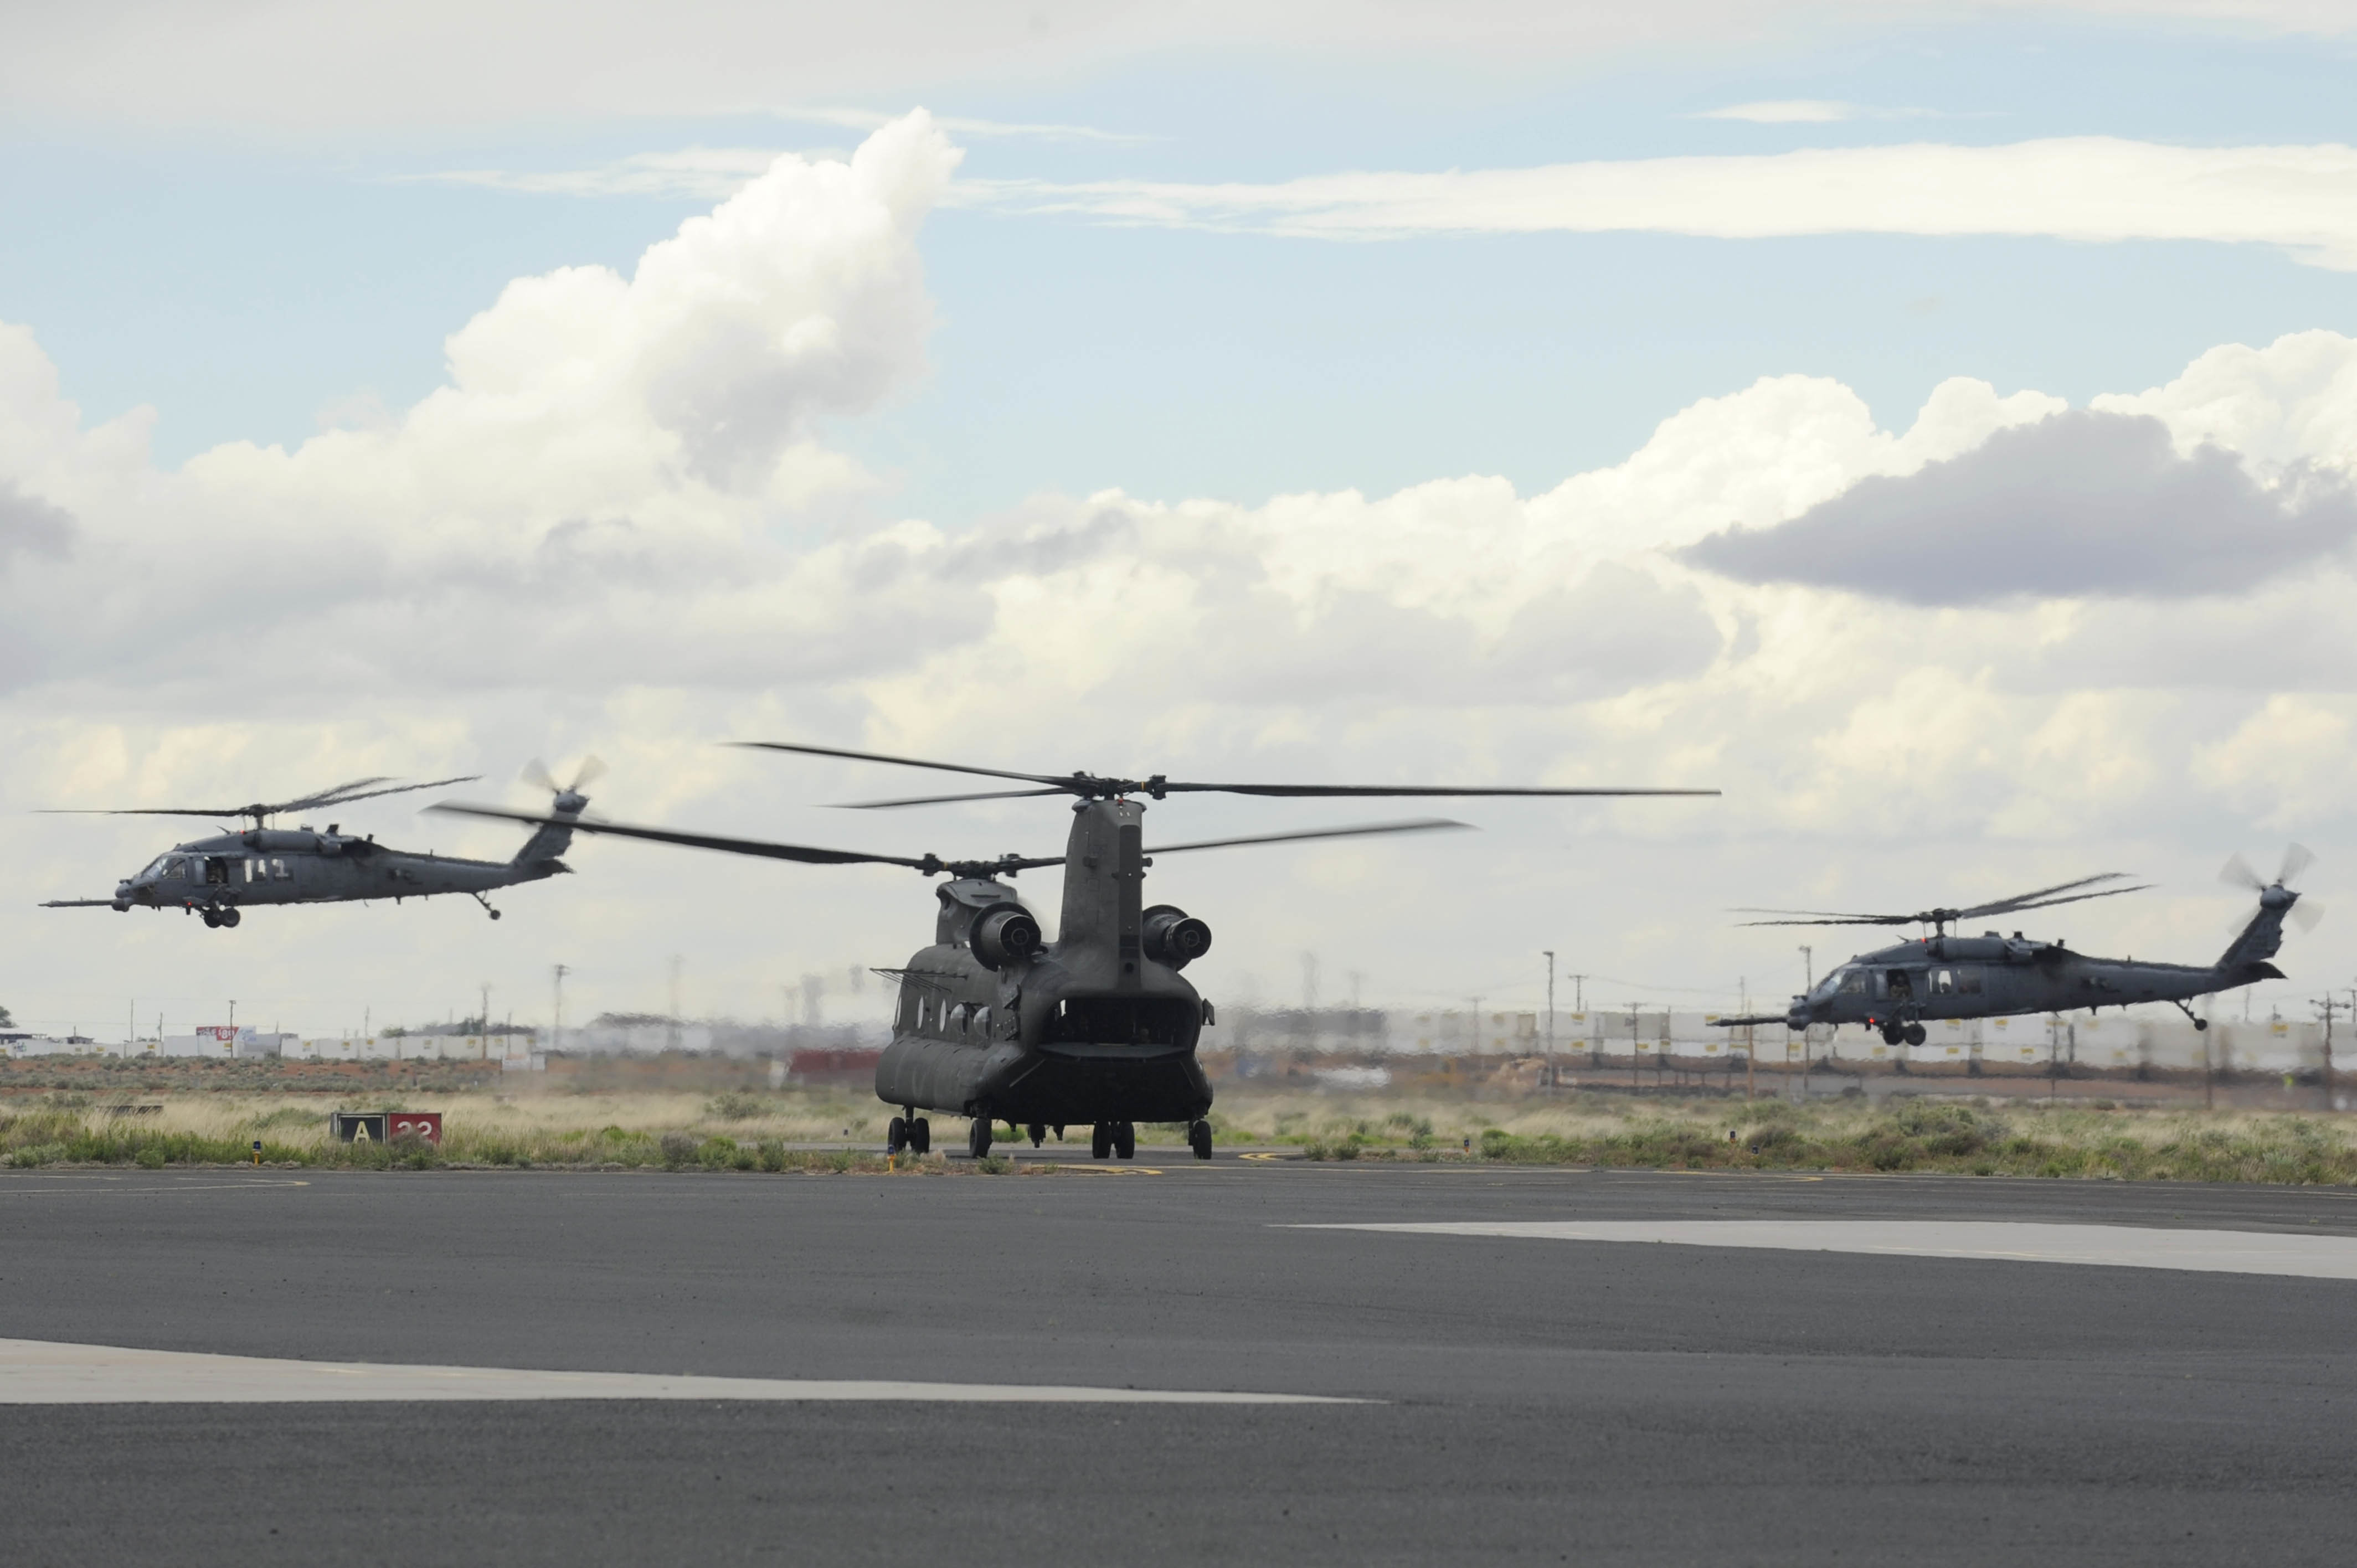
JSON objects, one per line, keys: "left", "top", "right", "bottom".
{"left": 200, "top": 906, "right": 239, "bottom": 929}
{"left": 1880, "top": 1023, "right": 1904, "bottom": 1048}
{"left": 1187, "top": 1120, "right": 1213, "bottom": 1160}
{"left": 470, "top": 891, "right": 501, "bottom": 920}
{"left": 1113, "top": 1122, "right": 1136, "bottom": 1160}
{"left": 887, "top": 1116, "right": 907, "bottom": 1154}
{"left": 1090, "top": 1123, "right": 1111, "bottom": 1159}
{"left": 1027, "top": 1122, "right": 1046, "bottom": 1147}
{"left": 2172, "top": 998, "right": 2210, "bottom": 1031}
{"left": 1903, "top": 1023, "right": 1927, "bottom": 1048}
{"left": 909, "top": 1117, "right": 930, "bottom": 1153}
{"left": 968, "top": 1117, "right": 994, "bottom": 1159}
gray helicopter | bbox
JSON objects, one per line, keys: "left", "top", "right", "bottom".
{"left": 437, "top": 740, "right": 1718, "bottom": 1159}
{"left": 1715, "top": 852, "right": 2318, "bottom": 1044}
{"left": 42, "top": 760, "right": 602, "bottom": 928}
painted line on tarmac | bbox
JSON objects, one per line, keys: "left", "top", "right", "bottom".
{"left": 1286, "top": 1220, "right": 2357, "bottom": 1281}
{"left": 0, "top": 1178, "right": 310, "bottom": 1198}
{"left": 0, "top": 1339, "right": 1368, "bottom": 1405}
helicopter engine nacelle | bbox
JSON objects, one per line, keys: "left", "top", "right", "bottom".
{"left": 1141, "top": 904, "right": 1213, "bottom": 969}
{"left": 970, "top": 904, "right": 1043, "bottom": 971}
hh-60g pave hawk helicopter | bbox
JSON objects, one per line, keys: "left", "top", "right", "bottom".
{"left": 436, "top": 741, "right": 1717, "bottom": 1160}
{"left": 1711, "top": 851, "right": 2320, "bottom": 1044}
{"left": 40, "top": 761, "right": 603, "bottom": 927}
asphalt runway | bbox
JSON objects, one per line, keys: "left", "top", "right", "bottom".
{"left": 6, "top": 1160, "right": 2356, "bottom": 1565}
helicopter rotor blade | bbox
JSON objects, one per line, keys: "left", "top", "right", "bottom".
{"left": 1156, "top": 782, "right": 1717, "bottom": 799}
{"left": 1145, "top": 818, "right": 1471, "bottom": 857}
{"left": 833, "top": 787, "right": 1075, "bottom": 810}
{"left": 287, "top": 775, "right": 481, "bottom": 814}
{"left": 2293, "top": 898, "right": 2325, "bottom": 935}
{"left": 521, "top": 759, "right": 559, "bottom": 794}
{"left": 2221, "top": 852, "right": 2266, "bottom": 892}
{"left": 1949, "top": 873, "right": 2139, "bottom": 922}
{"left": 568, "top": 755, "right": 608, "bottom": 793}
{"left": 1970, "top": 883, "right": 2154, "bottom": 919}
{"left": 739, "top": 738, "right": 1716, "bottom": 802}
{"left": 428, "top": 803, "right": 940, "bottom": 870}
{"left": 733, "top": 741, "right": 1070, "bottom": 788}
{"left": 2279, "top": 843, "right": 2317, "bottom": 888}
{"left": 39, "top": 773, "right": 474, "bottom": 822}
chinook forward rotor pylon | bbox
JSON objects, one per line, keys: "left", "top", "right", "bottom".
{"left": 1715, "top": 854, "right": 2317, "bottom": 1046}
{"left": 436, "top": 741, "right": 1717, "bottom": 1159}
{"left": 41, "top": 762, "right": 601, "bottom": 927}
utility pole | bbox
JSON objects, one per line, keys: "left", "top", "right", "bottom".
{"left": 668, "top": 954, "right": 683, "bottom": 1053}
{"left": 1543, "top": 951, "right": 1556, "bottom": 1086}
{"left": 553, "top": 963, "right": 570, "bottom": 1056}
{"left": 479, "top": 982, "right": 491, "bottom": 1040}
{"left": 1629, "top": 1004, "right": 1641, "bottom": 1090}
{"left": 1571, "top": 973, "right": 1586, "bottom": 1014}
{"left": 1797, "top": 946, "right": 1814, "bottom": 1101}
{"left": 1742, "top": 974, "right": 1754, "bottom": 1101}
{"left": 2315, "top": 995, "right": 2340, "bottom": 1111}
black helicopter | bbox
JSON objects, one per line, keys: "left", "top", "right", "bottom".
{"left": 42, "top": 761, "right": 601, "bottom": 927}
{"left": 1715, "top": 852, "right": 2318, "bottom": 1044}
{"left": 436, "top": 741, "right": 1717, "bottom": 1159}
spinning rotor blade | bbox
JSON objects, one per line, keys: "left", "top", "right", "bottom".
{"left": 428, "top": 802, "right": 1062, "bottom": 876}
{"left": 568, "top": 755, "right": 608, "bottom": 792}
{"left": 521, "top": 759, "right": 558, "bottom": 794}
{"left": 2279, "top": 843, "right": 2316, "bottom": 887}
{"left": 2293, "top": 898, "right": 2326, "bottom": 935}
{"left": 742, "top": 737, "right": 1716, "bottom": 804}
{"left": 835, "top": 787, "right": 1075, "bottom": 810}
{"left": 734, "top": 741, "right": 1068, "bottom": 788}
{"left": 429, "top": 803, "right": 940, "bottom": 869}
{"left": 2221, "top": 852, "right": 2267, "bottom": 892}
{"left": 1949, "top": 873, "right": 2140, "bottom": 921}
{"left": 1146, "top": 818, "right": 1470, "bottom": 857}
{"left": 40, "top": 773, "right": 477, "bottom": 821}
{"left": 285, "top": 775, "right": 480, "bottom": 813}
{"left": 1735, "top": 873, "right": 2145, "bottom": 929}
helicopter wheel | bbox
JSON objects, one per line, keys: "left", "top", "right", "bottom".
{"left": 968, "top": 1117, "right": 993, "bottom": 1159}
{"left": 1188, "top": 1120, "right": 1213, "bottom": 1160}
{"left": 1113, "top": 1122, "right": 1136, "bottom": 1160}
{"left": 1090, "top": 1124, "right": 1111, "bottom": 1159}
{"left": 218, "top": 907, "right": 241, "bottom": 929}
{"left": 1027, "top": 1122, "right": 1046, "bottom": 1147}
{"left": 886, "top": 1116, "right": 908, "bottom": 1155}
{"left": 489, "top": 909, "right": 502, "bottom": 921}
{"left": 200, "top": 909, "right": 221, "bottom": 929}
{"left": 1903, "top": 1024, "right": 1927, "bottom": 1048}
{"left": 910, "top": 1118, "right": 930, "bottom": 1154}
{"left": 1880, "top": 1024, "right": 1905, "bottom": 1048}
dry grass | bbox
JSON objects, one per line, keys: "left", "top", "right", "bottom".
{"left": 2, "top": 1080, "right": 2354, "bottom": 1183}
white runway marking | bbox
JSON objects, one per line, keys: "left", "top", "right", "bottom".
{"left": 1289, "top": 1220, "right": 2357, "bottom": 1281}
{"left": 0, "top": 1339, "right": 1363, "bottom": 1406}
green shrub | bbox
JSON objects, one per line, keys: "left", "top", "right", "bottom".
{"left": 658, "top": 1131, "right": 698, "bottom": 1169}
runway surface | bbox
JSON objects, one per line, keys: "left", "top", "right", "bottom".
{"left": 6, "top": 1159, "right": 2356, "bottom": 1565}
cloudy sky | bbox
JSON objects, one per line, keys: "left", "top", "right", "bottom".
{"left": 4, "top": 0, "right": 2356, "bottom": 1040}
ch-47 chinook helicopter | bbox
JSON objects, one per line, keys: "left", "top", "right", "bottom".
{"left": 1712, "top": 851, "right": 2320, "bottom": 1044}
{"left": 435, "top": 740, "right": 1717, "bottom": 1160}
{"left": 40, "top": 761, "right": 603, "bottom": 928}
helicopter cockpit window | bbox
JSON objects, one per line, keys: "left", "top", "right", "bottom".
{"left": 974, "top": 1006, "right": 992, "bottom": 1038}
{"left": 1834, "top": 968, "right": 1866, "bottom": 995}
{"left": 141, "top": 856, "right": 173, "bottom": 881}
{"left": 163, "top": 857, "right": 188, "bottom": 880}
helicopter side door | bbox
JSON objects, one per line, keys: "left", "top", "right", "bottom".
{"left": 1923, "top": 965, "right": 1984, "bottom": 1020}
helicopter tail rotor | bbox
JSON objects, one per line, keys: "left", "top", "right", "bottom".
{"left": 525, "top": 756, "right": 605, "bottom": 805}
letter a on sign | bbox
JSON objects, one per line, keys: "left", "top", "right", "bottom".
{"left": 352, "top": 1123, "right": 371, "bottom": 1142}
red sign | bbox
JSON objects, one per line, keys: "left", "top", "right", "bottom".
{"left": 199, "top": 1026, "right": 236, "bottom": 1041}
{"left": 387, "top": 1112, "right": 443, "bottom": 1145}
